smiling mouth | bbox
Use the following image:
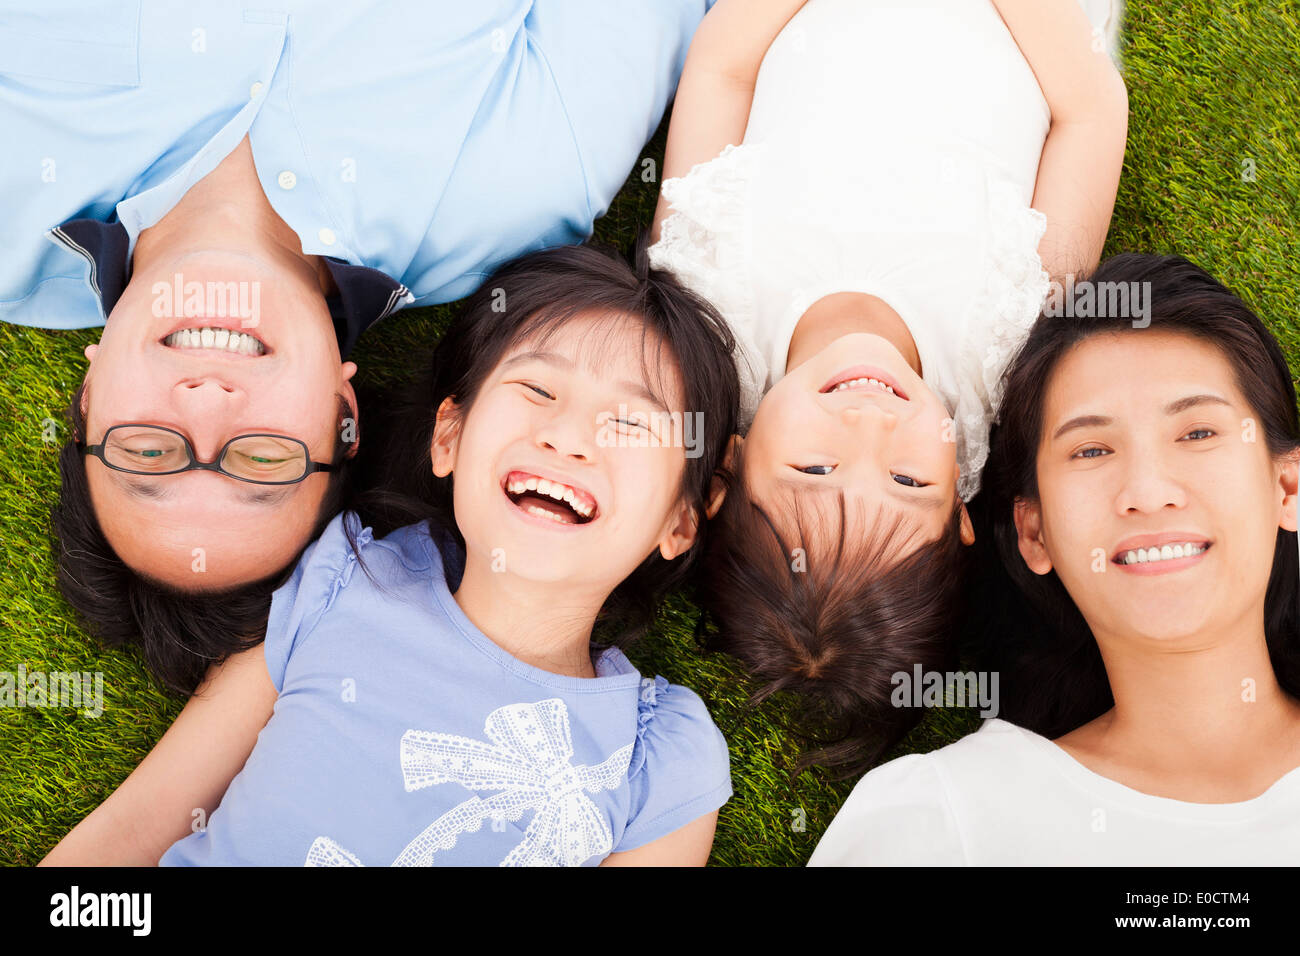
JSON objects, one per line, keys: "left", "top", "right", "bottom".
{"left": 1113, "top": 541, "right": 1211, "bottom": 566}
{"left": 163, "top": 327, "right": 268, "bottom": 356}
{"left": 820, "top": 366, "right": 909, "bottom": 401}
{"left": 503, "top": 471, "right": 598, "bottom": 526}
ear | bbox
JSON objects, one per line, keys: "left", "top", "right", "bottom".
{"left": 1012, "top": 496, "right": 1053, "bottom": 575}
{"left": 83, "top": 343, "right": 99, "bottom": 363}
{"left": 705, "top": 433, "right": 743, "bottom": 519}
{"left": 958, "top": 501, "right": 975, "bottom": 545}
{"left": 430, "top": 396, "right": 462, "bottom": 478}
{"left": 341, "top": 361, "right": 358, "bottom": 382}
{"left": 339, "top": 385, "right": 361, "bottom": 460}
{"left": 657, "top": 498, "right": 700, "bottom": 562}
{"left": 1279, "top": 448, "right": 1300, "bottom": 533}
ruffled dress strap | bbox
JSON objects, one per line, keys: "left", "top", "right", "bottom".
{"left": 952, "top": 179, "right": 1050, "bottom": 502}
{"left": 648, "top": 143, "right": 769, "bottom": 428}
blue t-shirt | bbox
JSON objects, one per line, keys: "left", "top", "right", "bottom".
{"left": 161, "top": 513, "right": 732, "bottom": 866}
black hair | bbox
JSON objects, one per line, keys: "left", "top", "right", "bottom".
{"left": 357, "top": 238, "right": 741, "bottom": 647}
{"left": 52, "top": 389, "right": 356, "bottom": 695}
{"left": 698, "top": 444, "right": 972, "bottom": 780}
{"left": 969, "top": 253, "right": 1300, "bottom": 737}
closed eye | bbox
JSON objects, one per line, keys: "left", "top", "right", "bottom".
{"left": 518, "top": 383, "right": 554, "bottom": 400}
{"left": 891, "top": 474, "right": 930, "bottom": 488}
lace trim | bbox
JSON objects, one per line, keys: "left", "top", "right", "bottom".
{"left": 953, "top": 180, "right": 1050, "bottom": 501}
{"left": 649, "top": 143, "right": 766, "bottom": 425}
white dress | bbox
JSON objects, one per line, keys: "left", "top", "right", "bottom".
{"left": 649, "top": 0, "right": 1125, "bottom": 500}
{"left": 807, "top": 718, "right": 1300, "bottom": 865}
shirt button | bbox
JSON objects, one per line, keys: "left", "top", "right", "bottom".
{"left": 277, "top": 170, "right": 297, "bottom": 190}
{"left": 318, "top": 228, "right": 336, "bottom": 246}
{"left": 249, "top": 81, "right": 264, "bottom": 99}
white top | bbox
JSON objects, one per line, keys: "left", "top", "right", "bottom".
{"left": 649, "top": 0, "right": 1124, "bottom": 500}
{"left": 808, "top": 718, "right": 1300, "bottom": 866}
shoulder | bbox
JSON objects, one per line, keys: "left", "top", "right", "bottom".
{"left": 628, "top": 676, "right": 729, "bottom": 777}
{"left": 809, "top": 720, "right": 1034, "bottom": 866}
{"left": 616, "top": 675, "right": 732, "bottom": 852}
{"left": 263, "top": 514, "right": 440, "bottom": 690}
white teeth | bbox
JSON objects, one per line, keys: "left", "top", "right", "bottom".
{"left": 832, "top": 377, "right": 895, "bottom": 395}
{"left": 1121, "top": 543, "right": 1206, "bottom": 565}
{"left": 525, "top": 504, "right": 570, "bottom": 524}
{"left": 164, "top": 328, "right": 266, "bottom": 355}
{"left": 507, "top": 474, "right": 596, "bottom": 520}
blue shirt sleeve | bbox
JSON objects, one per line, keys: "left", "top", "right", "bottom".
{"left": 263, "top": 511, "right": 372, "bottom": 692}
{"left": 616, "top": 676, "right": 733, "bottom": 852}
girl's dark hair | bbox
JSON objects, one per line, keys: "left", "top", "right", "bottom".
{"left": 698, "top": 445, "right": 971, "bottom": 780}
{"left": 51, "top": 390, "right": 356, "bottom": 695}
{"left": 359, "top": 239, "right": 740, "bottom": 646}
{"left": 971, "top": 253, "right": 1300, "bottom": 737}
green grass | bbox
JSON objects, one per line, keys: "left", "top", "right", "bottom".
{"left": 2, "top": 0, "right": 1298, "bottom": 866}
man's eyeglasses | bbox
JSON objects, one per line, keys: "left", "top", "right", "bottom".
{"left": 81, "top": 424, "right": 338, "bottom": 485}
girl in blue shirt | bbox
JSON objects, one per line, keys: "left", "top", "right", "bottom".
{"left": 44, "top": 243, "right": 741, "bottom": 866}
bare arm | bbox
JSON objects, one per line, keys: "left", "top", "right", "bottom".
{"left": 651, "top": 0, "right": 809, "bottom": 242}
{"left": 991, "top": 0, "right": 1129, "bottom": 279}
{"left": 40, "top": 646, "right": 278, "bottom": 866}
{"left": 599, "top": 810, "right": 719, "bottom": 866}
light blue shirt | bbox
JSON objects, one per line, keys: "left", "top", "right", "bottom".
{"left": 160, "top": 513, "right": 732, "bottom": 866}
{"left": 0, "top": 0, "right": 713, "bottom": 329}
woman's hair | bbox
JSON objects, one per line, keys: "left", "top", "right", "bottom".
{"left": 697, "top": 443, "right": 972, "bottom": 780}
{"left": 359, "top": 239, "right": 740, "bottom": 646}
{"left": 51, "top": 391, "right": 356, "bottom": 696}
{"left": 971, "top": 252, "right": 1300, "bottom": 737}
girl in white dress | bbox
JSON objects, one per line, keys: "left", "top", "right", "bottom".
{"left": 649, "top": 0, "right": 1128, "bottom": 774}
{"left": 810, "top": 254, "right": 1300, "bottom": 863}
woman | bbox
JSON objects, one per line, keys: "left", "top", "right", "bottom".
{"left": 810, "top": 254, "right": 1300, "bottom": 864}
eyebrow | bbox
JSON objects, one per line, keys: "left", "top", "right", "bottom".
{"left": 776, "top": 476, "right": 947, "bottom": 514}
{"left": 1050, "top": 394, "right": 1235, "bottom": 441}
{"left": 500, "top": 349, "right": 673, "bottom": 415}
{"left": 114, "top": 474, "right": 297, "bottom": 506}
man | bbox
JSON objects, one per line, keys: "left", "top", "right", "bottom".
{"left": 0, "top": 0, "right": 714, "bottom": 690}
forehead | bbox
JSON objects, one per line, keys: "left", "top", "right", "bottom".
{"left": 1049, "top": 331, "right": 1237, "bottom": 408}
{"left": 500, "top": 308, "right": 686, "bottom": 404}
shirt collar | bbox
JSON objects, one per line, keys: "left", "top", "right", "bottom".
{"left": 50, "top": 217, "right": 410, "bottom": 357}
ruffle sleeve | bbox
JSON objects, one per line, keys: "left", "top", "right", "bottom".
{"left": 648, "top": 143, "right": 769, "bottom": 428}
{"left": 264, "top": 511, "right": 374, "bottom": 692}
{"left": 616, "top": 675, "right": 733, "bottom": 852}
{"left": 951, "top": 178, "right": 1050, "bottom": 502}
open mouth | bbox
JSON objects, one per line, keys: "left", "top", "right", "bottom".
{"left": 820, "top": 365, "right": 909, "bottom": 401}
{"left": 1112, "top": 539, "right": 1211, "bottom": 567}
{"left": 162, "top": 327, "right": 268, "bottom": 356}
{"left": 503, "top": 470, "right": 599, "bottom": 526}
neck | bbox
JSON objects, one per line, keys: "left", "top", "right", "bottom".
{"left": 786, "top": 292, "right": 922, "bottom": 374}
{"left": 1088, "top": 610, "right": 1300, "bottom": 772}
{"left": 131, "top": 136, "right": 336, "bottom": 299}
{"left": 452, "top": 552, "right": 605, "bottom": 679}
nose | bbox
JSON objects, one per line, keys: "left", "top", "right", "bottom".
{"left": 1115, "top": 452, "right": 1186, "bottom": 515}
{"left": 172, "top": 377, "right": 244, "bottom": 459}
{"left": 533, "top": 411, "right": 597, "bottom": 463}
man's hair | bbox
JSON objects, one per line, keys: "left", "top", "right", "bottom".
{"left": 51, "top": 388, "right": 355, "bottom": 695}
{"left": 359, "top": 238, "right": 741, "bottom": 646}
{"left": 698, "top": 448, "right": 972, "bottom": 779}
